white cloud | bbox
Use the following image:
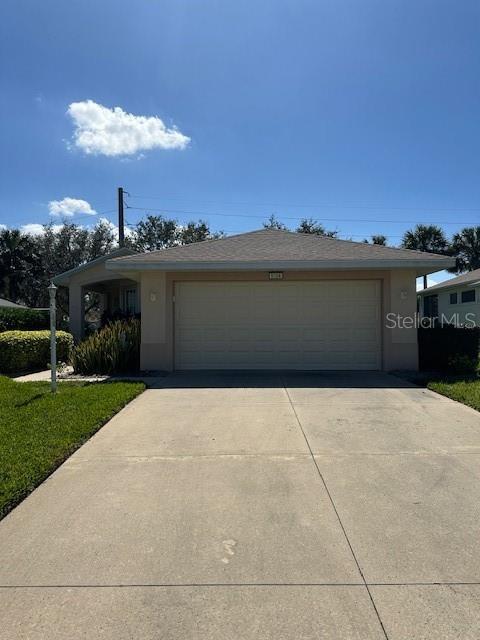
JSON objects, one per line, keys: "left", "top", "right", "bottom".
{"left": 67, "top": 100, "right": 190, "bottom": 157}
{"left": 0, "top": 224, "right": 6, "bottom": 231}
{"left": 48, "top": 197, "right": 96, "bottom": 217}
{"left": 21, "top": 223, "right": 64, "bottom": 236}
{"left": 98, "top": 217, "right": 134, "bottom": 241}
{"left": 20, "top": 223, "right": 46, "bottom": 236}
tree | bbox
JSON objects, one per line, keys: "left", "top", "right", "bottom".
{"left": 363, "top": 234, "right": 387, "bottom": 245}
{"left": 130, "top": 215, "right": 178, "bottom": 252}
{"left": 178, "top": 220, "right": 223, "bottom": 244}
{"left": 263, "top": 214, "right": 287, "bottom": 230}
{"left": 401, "top": 224, "right": 449, "bottom": 289}
{"left": 449, "top": 226, "right": 480, "bottom": 273}
{"left": 0, "top": 229, "right": 36, "bottom": 303}
{"left": 296, "top": 218, "right": 337, "bottom": 237}
{"left": 130, "top": 215, "right": 221, "bottom": 251}
{"left": 17, "top": 222, "right": 116, "bottom": 311}
{"left": 87, "top": 219, "right": 116, "bottom": 258}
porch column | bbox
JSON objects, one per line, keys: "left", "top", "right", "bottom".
{"left": 69, "top": 283, "right": 85, "bottom": 342}
{"left": 98, "top": 291, "right": 106, "bottom": 323}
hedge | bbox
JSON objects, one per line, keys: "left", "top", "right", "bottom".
{"left": 418, "top": 326, "right": 480, "bottom": 372}
{"left": 0, "top": 308, "right": 49, "bottom": 332}
{"left": 0, "top": 331, "right": 74, "bottom": 373}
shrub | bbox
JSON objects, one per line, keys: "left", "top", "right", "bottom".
{"left": 0, "top": 330, "right": 74, "bottom": 373}
{"left": 71, "top": 319, "right": 140, "bottom": 375}
{"left": 0, "top": 308, "right": 50, "bottom": 332}
{"left": 448, "top": 354, "right": 478, "bottom": 374}
{"left": 418, "top": 326, "right": 480, "bottom": 372}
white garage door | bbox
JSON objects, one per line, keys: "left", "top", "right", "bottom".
{"left": 175, "top": 281, "right": 381, "bottom": 370}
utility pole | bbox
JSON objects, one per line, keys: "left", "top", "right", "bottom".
{"left": 118, "top": 186, "right": 125, "bottom": 247}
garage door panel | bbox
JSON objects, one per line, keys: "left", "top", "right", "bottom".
{"left": 353, "top": 327, "right": 378, "bottom": 340}
{"left": 175, "top": 281, "right": 381, "bottom": 370}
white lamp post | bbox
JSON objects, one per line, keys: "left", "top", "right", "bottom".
{"left": 48, "top": 282, "right": 57, "bottom": 393}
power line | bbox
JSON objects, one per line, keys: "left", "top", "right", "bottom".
{"left": 127, "top": 193, "right": 480, "bottom": 215}
{"left": 124, "top": 205, "right": 476, "bottom": 226}
{"left": 123, "top": 220, "right": 408, "bottom": 240}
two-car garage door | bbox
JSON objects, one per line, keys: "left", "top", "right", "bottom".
{"left": 175, "top": 281, "right": 381, "bottom": 370}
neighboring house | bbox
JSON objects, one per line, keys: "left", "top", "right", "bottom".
{"left": 0, "top": 298, "right": 27, "bottom": 308}
{"left": 54, "top": 229, "right": 453, "bottom": 371}
{"left": 418, "top": 268, "right": 480, "bottom": 327}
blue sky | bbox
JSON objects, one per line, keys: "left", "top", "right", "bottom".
{"left": 1, "top": 0, "right": 479, "bottom": 285}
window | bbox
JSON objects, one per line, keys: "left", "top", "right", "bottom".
{"left": 461, "top": 290, "right": 475, "bottom": 304}
{"left": 124, "top": 288, "right": 137, "bottom": 314}
{"left": 449, "top": 292, "right": 457, "bottom": 304}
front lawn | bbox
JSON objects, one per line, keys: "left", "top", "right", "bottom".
{"left": 0, "top": 376, "right": 144, "bottom": 518}
{"left": 428, "top": 379, "right": 480, "bottom": 412}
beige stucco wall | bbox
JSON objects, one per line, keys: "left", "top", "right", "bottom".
{"left": 139, "top": 268, "right": 419, "bottom": 372}
{"left": 384, "top": 269, "right": 419, "bottom": 370}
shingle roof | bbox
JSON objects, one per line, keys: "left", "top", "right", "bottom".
{"left": 54, "top": 247, "right": 137, "bottom": 285}
{"left": 0, "top": 298, "right": 26, "bottom": 308}
{"left": 108, "top": 229, "right": 454, "bottom": 271}
{"left": 418, "top": 268, "right": 480, "bottom": 294}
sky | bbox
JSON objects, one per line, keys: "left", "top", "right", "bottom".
{"left": 1, "top": 0, "right": 479, "bottom": 287}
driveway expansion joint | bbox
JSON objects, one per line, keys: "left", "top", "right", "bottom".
{"left": 2, "top": 581, "right": 480, "bottom": 589}
{"left": 70, "top": 452, "right": 312, "bottom": 461}
{"left": 282, "top": 379, "right": 390, "bottom": 640}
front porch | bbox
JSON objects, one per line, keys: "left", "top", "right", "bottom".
{"left": 53, "top": 248, "right": 139, "bottom": 342}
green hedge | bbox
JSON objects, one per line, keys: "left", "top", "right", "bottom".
{"left": 71, "top": 319, "right": 140, "bottom": 375}
{"left": 0, "top": 308, "right": 50, "bottom": 332}
{"left": 0, "top": 331, "right": 74, "bottom": 373}
{"left": 418, "top": 326, "right": 480, "bottom": 372}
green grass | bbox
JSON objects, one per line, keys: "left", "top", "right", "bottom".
{"left": 0, "top": 376, "right": 144, "bottom": 518}
{"left": 428, "top": 379, "right": 480, "bottom": 412}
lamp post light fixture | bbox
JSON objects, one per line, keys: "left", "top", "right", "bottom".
{"left": 48, "top": 282, "right": 57, "bottom": 394}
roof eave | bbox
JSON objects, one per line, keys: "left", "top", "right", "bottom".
{"left": 54, "top": 248, "right": 137, "bottom": 286}
{"left": 106, "top": 257, "right": 454, "bottom": 273}
{"left": 418, "top": 278, "right": 480, "bottom": 295}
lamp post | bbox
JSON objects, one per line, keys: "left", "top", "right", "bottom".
{"left": 48, "top": 282, "right": 57, "bottom": 393}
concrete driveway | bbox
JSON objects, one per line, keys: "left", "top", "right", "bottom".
{"left": 2, "top": 372, "right": 480, "bottom": 639}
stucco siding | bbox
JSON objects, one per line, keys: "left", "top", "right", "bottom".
{"left": 138, "top": 269, "right": 419, "bottom": 372}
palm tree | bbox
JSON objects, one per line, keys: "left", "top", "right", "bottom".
{"left": 363, "top": 235, "right": 387, "bottom": 245}
{"left": 371, "top": 234, "right": 387, "bottom": 246}
{"left": 449, "top": 226, "right": 480, "bottom": 273}
{"left": 401, "top": 224, "right": 448, "bottom": 289}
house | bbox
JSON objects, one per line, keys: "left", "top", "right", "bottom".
{"left": 54, "top": 229, "right": 454, "bottom": 371}
{"left": 418, "top": 268, "right": 480, "bottom": 327}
